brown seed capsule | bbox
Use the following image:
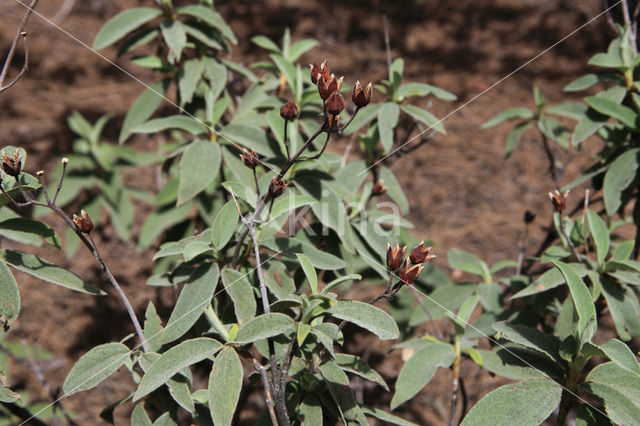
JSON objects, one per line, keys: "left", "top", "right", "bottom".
{"left": 240, "top": 148, "right": 259, "bottom": 169}
{"left": 352, "top": 81, "right": 373, "bottom": 108}
{"left": 386, "top": 243, "right": 406, "bottom": 271}
{"left": 1, "top": 151, "right": 22, "bottom": 177}
{"left": 409, "top": 241, "right": 435, "bottom": 264}
{"left": 72, "top": 210, "right": 94, "bottom": 234}
{"left": 548, "top": 189, "right": 569, "bottom": 213}
{"left": 317, "top": 74, "right": 342, "bottom": 101}
{"left": 319, "top": 60, "right": 331, "bottom": 83}
{"left": 399, "top": 261, "right": 424, "bottom": 285}
{"left": 326, "top": 92, "right": 345, "bottom": 116}
{"left": 268, "top": 177, "right": 287, "bottom": 198}
{"left": 280, "top": 101, "right": 299, "bottom": 121}
{"left": 309, "top": 61, "right": 323, "bottom": 84}
{"left": 371, "top": 179, "right": 388, "bottom": 196}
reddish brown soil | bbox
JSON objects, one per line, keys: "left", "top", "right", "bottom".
{"left": 0, "top": 0, "right": 621, "bottom": 424}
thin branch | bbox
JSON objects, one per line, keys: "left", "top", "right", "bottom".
{"left": 228, "top": 189, "right": 290, "bottom": 426}
{"left": 53, "top": 158, "right": 68, "bottom": 204}
{"left": 0, "top": 402, "right": 48, "bottom": 426}
{"left": 252, "top": 358, "right": 280, "bottom": 426}
{"left": 0, "top": 0, "right": 39, "bottom": 92}
{"left": 5, "top": 169, "right": 150, "bottom": 353}
{"left": 539, "top": 131, "right": 560, "bottom": 188}
{"left": 449, "top": 344, "right": 461, "bottom": 426}
{"left": 0, "top": 33, "right": 30, "bottom": 94}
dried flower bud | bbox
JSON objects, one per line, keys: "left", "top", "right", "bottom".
{"left": 36, "top": 170, "right": 45, "bottom": 177}
{"left": 240, "top": 148, "right": 259, "bottom": 169}
{"left": 310, "top": 61, "right": 323, "bottom": 84}
{"left": 548, "top": 189, "right": 569, "bottom": 213}
{"left": 1, "top": 151, "right": 22, "bottom": 177}
{"left": 280, "top": 101, "right": 299, "bottom": 121}
{"left": 371, "top": 179, "right": 388, "bottom": 196}
{"left": 399, "top": 261, "right": 424, "bottom": 285}
{"left": 72, "top": 210, "right": 93, "bottom": 233}
{"left": 319, "top": 60, "right": 331, "bottom": 83}
{"left": 62, "top": 157, "right": 69, "bottom": 165}
{"left": 409, "top": 241, "right": 435, "bottom": 264}
{"left": 326, "top": 92, "right": 345, "bottom": 116}
{"left": 352, "top": 81, "right": 373, "bottom": 108}
{"left": 386, "top": 243, "right": 406, "bottom": 270}
{"left": 268, "top": 177, "right": 287, "bottom": 198}
{"left": 317, "top": 74, "right": 342, "bottom": 101}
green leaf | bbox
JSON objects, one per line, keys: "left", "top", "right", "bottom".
{"left": 161, "top": 263, "right": 219, "bottom": 345}
{"left": 131, "top": 403, "right": 153, "bottom": 425}
{"left": 0, "top": 259, "right": 19, "bottom": 326}
{"left": 178, "top": 59, "right": 201, "bottom": 106}
{"left": 219, "top": 124, "right": 277, "bottom": 158}
{"left": 581, "top": 382, "right": 640, "bottom": 425}
{"left": 251, "top": 35, "right": 280, "bottom": 53}
{"left": 177, "top": 5, "right": 237, "bottom": 44}
{"left": 583, "top": 362, "right": 640, "bottom": 422}
{"left": 261, "top": 237, "right": 347, "bottom": 270}
{"left": 270, "top": 54, "right": 297, "bottom": 96}
{"left": 201, "top": 57, "right": 227, "bottom": 103}
{"left": 178, "top": 140, "right": 221, "bottom": 205}
{"left": 167, "top": 375, "right": 194, "bottom": 414}
{"left": 210, "top": 201, "right": 239, "bottom": 250}
{"left": 395, "top": 82, "right": 456, "bottom": 101}
{"left": 492, "top": 322, "right": 562, "bottom": 364}
{"left": 603, "top": 148, "right": 640, "bottom": 215}
{"left": 601, "top": 279, "right": 640, "bottom": 341}
{"left": 221, "top": 268, "right": 256, "bottom": 324}
{"left": 378, "top": 103, "right": 400, "bottom": 153}
{"left": 322, "top": 274, "right": 362, "bottom": 295}
{"left": 504, "top": 121, "right": 532, "bottom": 159}
{"left": 133, "top": 338, "right": 222, "bottom": 401}
{"left": 297, "top": 322, "right": 311, "bottom": 346}
{"left": 296, "top": 253, "right": 317, "bottom": 293}
{"left": 401, "top": 104, "right": 446, "bottom": 134}
{"left": 138, "top": 203, "right": 192, "bottom": 250}
{"left": 343, "top": 103, "right": 383, "bottom": 135}
{"left": 585, "top": 96, "right": 639, "bottom": 129}
{"left": 131, "top": 115, "right": 207, "bottom": 135}
{"left": 328, "top": 300, "right": 399, "bottom": 340}
{"left": 63, "top": 343, "right": 130, "bottom": 396}
{"left": 120, "top": 80, "right": 169, "bottom": 144}
{"left": 461, "top": 378, "right": 562, "bottom": 425}
{"left": 481, "top": 107, "right": 534, "bottom": 128}
{"left": 448, "top": 249, "right": 491, "bottom": 282}
{"left": 391, "top": 342, "right": 455, "bottom": 409}
{"left": 93, "top": 8, "right": 162, "bottom": 50}
{"left": 361, "top": 406, "right": 420, "bottom": 426}
{"left": 552, "top": 260, "right": 596, "bottom": 336}
{"left": 0, "top": 249, "right": 105, "bottom": 296}
{"left": 161, "top": 20, "right": 187, "bottom": 64}
{"left": 208, "top": 346, "right": 242, "bottom": 426}
{"left": 586, "top": 210, "right": 610, "bottom": 265}
{"left": 335, "top": 353, "right": 388, "bottom": 391}
{"left": 298, "top": 395, "right": 323, "bottom": 425}
{"left": 564, "top": 74, "right": 604, "bottom": 91}
{"left": 234, "top": 313, "right": 295, "bottom": 344}
{"left": 0, "top": 218, "right": 60, "bottom": 248}
{"left": 545, "top": 102, "right": 589, "bottom": 121}
{"left": 572, "top": 109, "right": 608, "bottom": 146}
{"left": 288, "top": 39, "right": 319, "bottom": 62}
{"left": 379, "top": 166, "right": 409, "bottom": 215}
{"left": 318, "top": 360, "right": 369, "bottom": 425}
{"left": 600, "top": 339, "right": 640, "bottom": 375}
